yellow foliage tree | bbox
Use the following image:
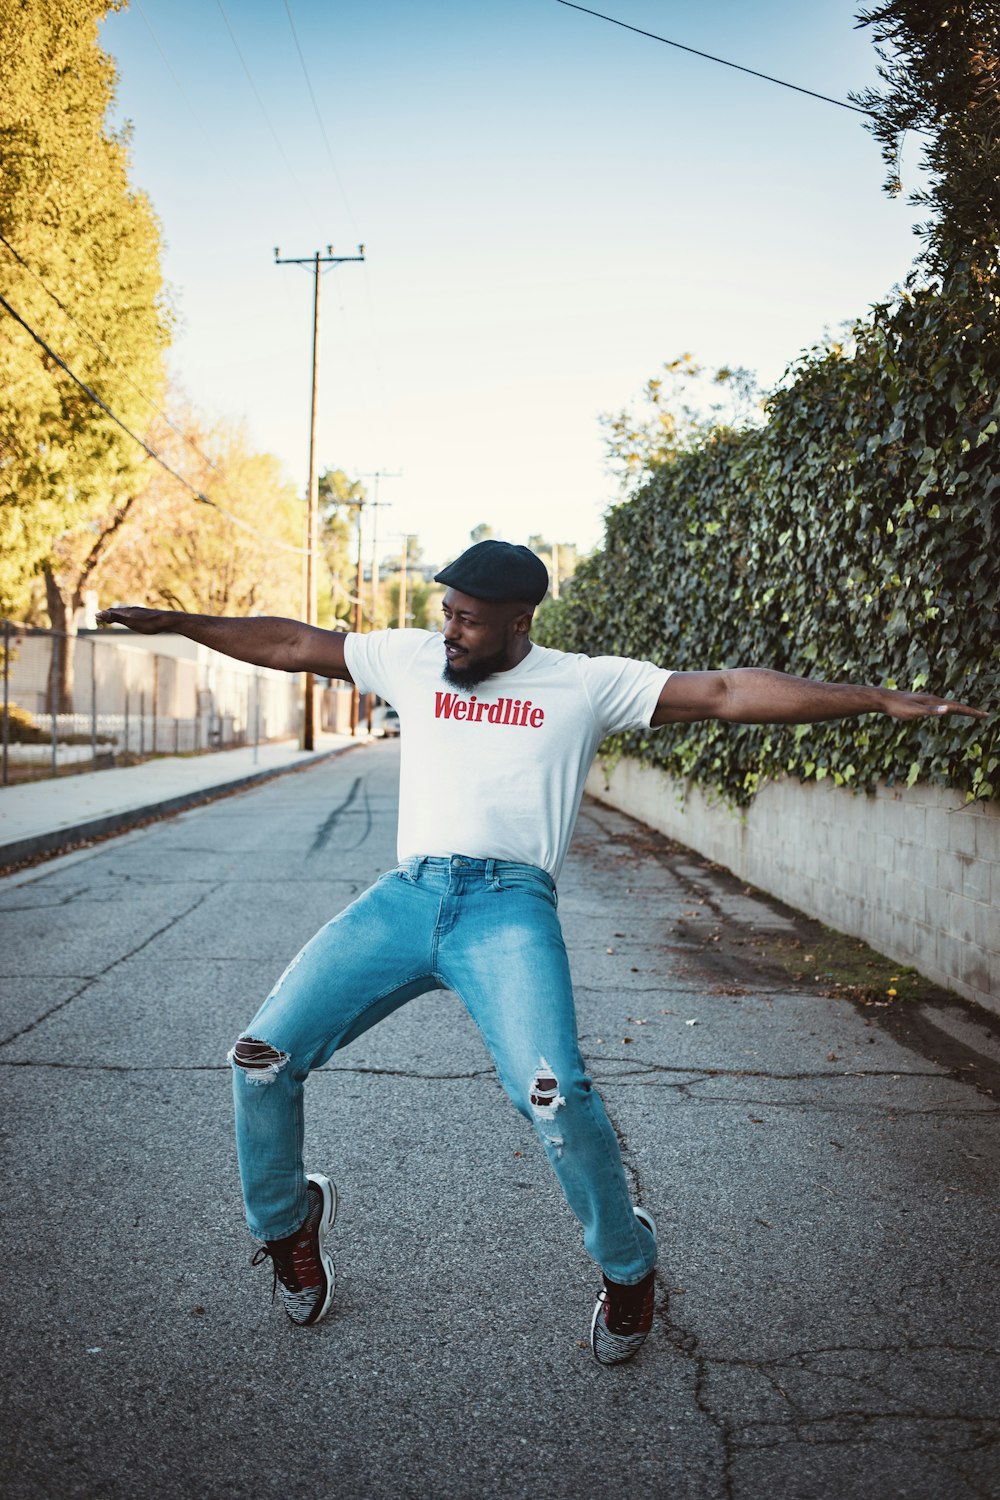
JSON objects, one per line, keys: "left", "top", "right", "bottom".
{"left": 90, "top": 404, "right": 305, "bottom": 621}
{"left": 0, "top": 0, "right": 170, "bottom": 642}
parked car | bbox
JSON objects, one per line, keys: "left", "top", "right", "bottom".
{"left": 372, "top": 706, "right": 400, "bottom": 738}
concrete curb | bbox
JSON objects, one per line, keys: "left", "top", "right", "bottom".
{"left": 0, "top": 742, "right": 358, "bottom": 869}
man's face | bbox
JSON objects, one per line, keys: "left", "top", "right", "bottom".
{"left": 441, "top": 588, "right": 531, "bottom": 689}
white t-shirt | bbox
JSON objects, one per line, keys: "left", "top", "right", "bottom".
{"left": 344, "top": 630, "right": 671, "bottom": 880}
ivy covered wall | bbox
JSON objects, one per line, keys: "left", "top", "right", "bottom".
{"left": 537, "top": 268, "right": 999, "bottom": 806}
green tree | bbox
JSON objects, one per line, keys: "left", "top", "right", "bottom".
{"left": 0, "top": 0, "right": 171, "bottom": 636}
{"left": 851, "top": 0, "right": 1000, "bottom": 277}
{"left": 386, "top": 577, "right": 434, "bottom": 630}
{"left": 601, "top": 355, "right": 763, "bottom": 490}
{"left": 318, "top": 467, "right": 365, "bottom": 628}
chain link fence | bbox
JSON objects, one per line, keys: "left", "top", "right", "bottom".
{"left": 1, "top": 622, "right": 305, "bottom": 786}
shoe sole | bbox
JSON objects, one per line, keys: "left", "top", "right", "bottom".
{"left": 304, "top": 1172, "right": 338, "bottom": 1326}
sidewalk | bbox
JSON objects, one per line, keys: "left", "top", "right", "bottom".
{"left": 0, "top": 732, "right": 368, "bottom": 867}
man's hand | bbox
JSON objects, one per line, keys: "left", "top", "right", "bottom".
{"left": 652, "top": 668, "right": 987, "bottom": 726}
{"left": 880, "top": 690, "right": 986, "bottom": 721}
{"left": 97, "top": 605, "right": 169, "bottom": 634}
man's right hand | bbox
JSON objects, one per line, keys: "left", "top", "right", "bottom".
{"left": 96, "top": 605, "right": 169, "bottom": 634}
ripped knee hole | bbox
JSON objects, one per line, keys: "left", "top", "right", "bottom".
{"left": 229, "top": 1036, "right": 289, "bottom": 1081}
{"left": 529, "top": 1056, "right": 566, "bottom": 1119}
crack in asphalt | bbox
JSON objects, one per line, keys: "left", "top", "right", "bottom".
{"left": 0, "top": 1058, "right": 499, "bottom": 1079}
{"left": 577, "top": 1058, "right": 957, "bottom": 1083}
{"left": 0, "top": 882, "right": 224, "bottom": 1048}
{"left": 309, "top": 775, "right": 373, "bottom": 854}
{"left": 658, "top": 1307, "right": 1000, "bottom": 1488}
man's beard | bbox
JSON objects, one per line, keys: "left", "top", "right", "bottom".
{"left": 442, "top": 646, "right": 510, "bottom": 691}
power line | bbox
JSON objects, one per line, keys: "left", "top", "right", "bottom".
{"left": 282, "top": 0, "right": 359, "bottom": 239}
{"left": 0, "top": 290, "right": 311, "bottom": 557}
{"left": 280, "top": 1, "right": 395, "bottom": 462}
{"left": 134, "top": 0, "right": 212, "bottom": 143}
{"left": 0, "top": 229, "right": 223, "bottom": 477}
{"left": 215, "top": 0, "right": 321, "bottom": 232}
{"left": 554, "top": 1, "right": 874, "bottom": 117}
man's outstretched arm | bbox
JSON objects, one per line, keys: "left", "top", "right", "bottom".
{"left": 651, "top": 668, "right": 987, "bottom": 727}
{"left": 96, "top": 606, "right": 354, "bottom": 682}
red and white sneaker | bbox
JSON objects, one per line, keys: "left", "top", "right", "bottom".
{"left": 252, "top": 1173, "right": 337, "bottom": 1327}
{"left": 590, "top": 1207, "right": 656, "bottom": 1365}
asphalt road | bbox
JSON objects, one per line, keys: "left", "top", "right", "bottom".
{"left": 2, "top": 740, "right": 999, "bottom": 1500}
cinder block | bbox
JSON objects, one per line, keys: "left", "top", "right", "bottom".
{"left": 875, "top": 831, "right": 895, "bottom": 871}
{"left": 960, "top": 858, "right": 990, "bottom": 904}
{"left": 937, "top": 931, "right": 965, "bottom": 988}
{"left": 843, "top": 826, "right": 862, "bottom": 866}
{"left": 833, "top": 856, "right": 857, "bottom": 899}
{"left": 837, "top": 889, "right": 866, "bottom": 933}
{"left": 885, "top": 869, "right": 911, "bottom": 917}
{"left": 924, "top": 885, "right": 951, "bottom": 937}
{"left": 856, "top": 856, "right": 876, "bottom": 900}
{"left": 899, "top": 876, "right": 925, "bottom": 925}
{"left": 909, "top": 920, "right": 938, "bottom": 972}
{"left": 959, "top": 944, "right": 993, "bottom": 996}
{"left": 884, "top": 797, "right": 925, "bottom": 843}
{"left": 975, "top": 809, "right": 1000, "bottom": 862}
{"left": 948, "top": 890, "right": 977, "bottom": 945}
{"left": 924, "top": 808, "right": 952, "bottom": 852}
{"left": 890, "top": 912, "right": 915, "bottom": 958}
{"left": 936, "top": 849, "right": 970, "bottom": 898}
{"left": 974, "top": 901, "right": 1000, "bottom": 958}
{"left": 894, "top": 839, "right": 931, "bottom": 885}
{"left": 947, "top": 809, "right": 979, "bottom": 856}
{"left": 913, "top": 880, "right": 935, "bottom": 926}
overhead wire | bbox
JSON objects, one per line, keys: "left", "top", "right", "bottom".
{"left": 554, "top": 1, "right": 875, "bottom": 117}
{"left": 0, "top": 229, "right": 223, "bottom": 477}
{"left": 0, "top": 290, "right": 311, "bottom": 557}
{"left": 133, "top": 0, "right": 212, "bottom": 143}
{"left": 281, "top": 1, "right": 398, "bottom": 482}
{"left": 281, "top": 0, "right": 359, "bottom": 239}
{"left": 215, "top": 0, "right": 322, "bottom": 234}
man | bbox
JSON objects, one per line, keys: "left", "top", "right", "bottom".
{"left": 98, "top": 539, "right": 984, "bottom": 1365}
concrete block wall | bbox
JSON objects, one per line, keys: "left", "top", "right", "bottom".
{"left": 585, "top": 757, "right": 1000, "bottom": 1015}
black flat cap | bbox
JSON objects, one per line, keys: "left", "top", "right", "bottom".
{"left": 434, "top": 540, "right": 549, "bottom": 605}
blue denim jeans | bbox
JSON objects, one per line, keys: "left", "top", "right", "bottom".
{"left": 230, "top": 856, "right": 656, "bottom": 1285}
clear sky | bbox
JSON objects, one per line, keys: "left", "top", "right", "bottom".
{"left": 100, "top": 0, "right": 928, "bottom": 571}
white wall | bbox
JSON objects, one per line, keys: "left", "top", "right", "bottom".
{"left": 586, "top": 757, "right": 1000, "bottom": 1016}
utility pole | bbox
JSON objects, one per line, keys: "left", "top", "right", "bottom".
{"left": 356, "top": 470, "right": 401, "bottom": 628}
{"left": 274, "top": 242, "right": 365, "bottom": 750}
{"left": 397, "top": 534, "right": 414, "bottom": 628}
{"left": 350, "top": 495, "right": 365, "bottom": 736}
